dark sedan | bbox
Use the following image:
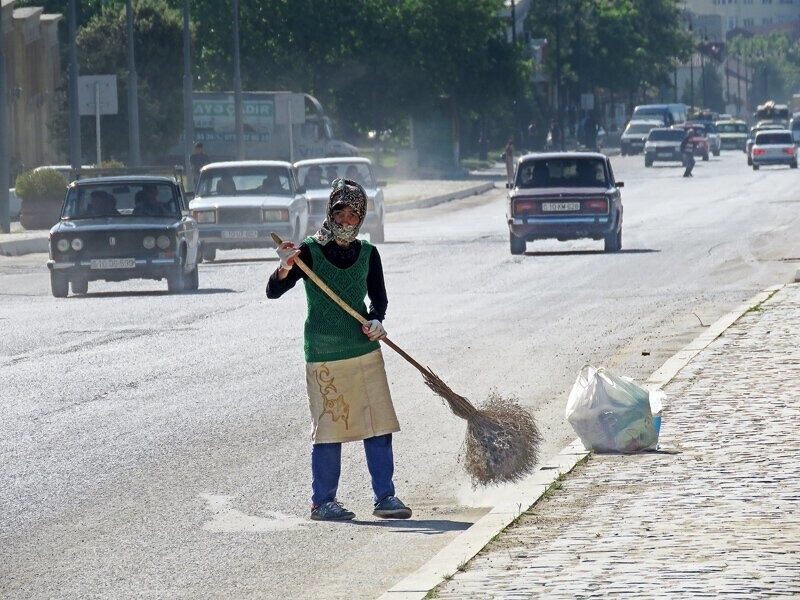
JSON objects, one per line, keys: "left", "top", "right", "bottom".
{"left": 47, "top": 176, "right": 200, "bottom": 297}
{"left": 506, "top": 152, "right": 623, "bottom": 254}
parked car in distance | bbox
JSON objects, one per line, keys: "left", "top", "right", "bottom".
{"left": 190, "top": 161, "right": 309, "bottom": 262}
{"left": 620, "top": 120, "right": 662, "bottom": 156}
{"left": 672, "top": 123, "right": 710, "bottom": 161}
{"left": 47, "top": 175, "right": 200, "bottom": 297}
{"left": 643, "top": 128, "right": 686, "bottom": 166}
{"left": 790, "top": 115, "right": 800, "bottom": 145}
{"left": 506, "top": 152, "right": 623, "bottom": 254}
{"left": 751, "top": 130, "right": 797, "bottom": 170}
{"left": 716, "top": 119, "right": 748, "bottom": 151}
{"left": 294, "top": 157, "right": 386, "bottom": 242}
{"left": 688, "top": 121, "right": 721, "bottom": 156}
{"left": 746, "top": 123, "right": 784, "bottom": 165}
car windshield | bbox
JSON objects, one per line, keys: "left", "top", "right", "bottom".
{"left": 756, "top": 132, "right": 793, "bottom": 145}
{"left": 297, "top": 162, "right": 375, "bottom": 190}
{"left": 196, "top": 166, "right": 293, "bottom": 197}
{"left": 648, "top": 129, "right": 685, "bottom": 141}
{"left": 633, "top": 107, "right": 665, "bottom": 119}
{"left": 516, "top": 158, "right": 609, "bottom": 189}
{"left": 625, "top": 123, "right": 656, "bottom": 134}
{"left": 718, "top": 123, "right": 747, "bottom": 133}
{"left": 61, "top": 182, "right": 181, "bottom": 219}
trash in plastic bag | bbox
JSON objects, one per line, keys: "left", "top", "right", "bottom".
{"left": 565, "top": 365, "right": 662, "bottom": 453}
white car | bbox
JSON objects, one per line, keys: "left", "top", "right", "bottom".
{"left": 294, "top": 156, "right": 386, "bottom": 243}
{"left": 190, "top": 161, "right": 309, "bottom": 262}
{"left": 620, "top": 119, "right": 662, "bottom": 155}
{"left": 751, "top": 130, "right": 797, "bottom": 170}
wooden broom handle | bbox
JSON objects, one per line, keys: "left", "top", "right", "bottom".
{"left": 271, "top": 233, "right": 430, "bottom": 376}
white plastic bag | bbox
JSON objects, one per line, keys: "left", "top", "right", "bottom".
{"left": 565, "top": 365, "right": 659, "bottom": 453}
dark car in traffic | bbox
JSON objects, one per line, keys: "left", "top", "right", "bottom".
{"left": 506, "top": 152, "right": 623, "bottom": 254}
{"left": 47, "top": 176, "right": 200, "bottom": 297}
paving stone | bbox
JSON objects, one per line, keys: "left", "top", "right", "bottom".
{"left": 434, "top": 285, "right": 800, "bottom": 599}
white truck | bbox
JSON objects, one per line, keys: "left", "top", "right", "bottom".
{"left": 192, "top": 91, "right": 358, "bottom": 162}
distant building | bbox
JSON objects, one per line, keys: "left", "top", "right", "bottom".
{"left": 682, "top": 0, "right": 800, "bottom": 39}
{"left": 1, "top": 1, "right": 63, "bottom": 178}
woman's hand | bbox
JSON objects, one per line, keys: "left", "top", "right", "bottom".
{"left": 276, "top": 241, "right": 300, "bottom": 271}
{"left": 362, "top": 319, "right": 386, "bottom": 341}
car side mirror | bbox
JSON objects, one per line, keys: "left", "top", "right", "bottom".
{"left": 376, "top": 180, "right": 387, "bottom": 187}
{"left": 616, "top": 181, "right": 624, "bottom": 188}
{"left": 185, "top": 191, "right": 195, "bottom": 201}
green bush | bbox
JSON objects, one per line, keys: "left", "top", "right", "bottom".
{"left": 15, "top": 168, "right": 67, "bottom": 203}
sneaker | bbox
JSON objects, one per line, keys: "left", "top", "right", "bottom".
{"left": 373, "top": 496, "right": 412, "bottom": 519}
{"left": 310, "top": 500, "right": 355, "bottom": 521}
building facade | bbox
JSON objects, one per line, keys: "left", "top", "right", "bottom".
{"left": 684, "top": 0, "right": 800, "bottom": 39}
{"left": 1, "top": 1, "right": 63, "bottom": 179}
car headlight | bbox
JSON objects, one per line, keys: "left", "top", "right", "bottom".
{"left": 143, "top": 236, "right": 156, "bottom": 249}
{"left": 263, "top": 209, "right": 289, "bottom": 221}
{"left": 156, "top": 235, "right": 170, "bottom": 250}
{"left": 192, "top": 210, "right": 216, "bottom": 224}
{"left": 57, "top": 239, "right": 70, "bottom": 252}
{"left": 71, "top": 238, "right": 83, "bottom": 251}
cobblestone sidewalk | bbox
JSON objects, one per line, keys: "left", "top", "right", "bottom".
{"left": 433, "top": 285, "right": 800, "bottom": 599}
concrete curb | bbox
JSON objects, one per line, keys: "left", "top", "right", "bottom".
{"left": 378, "top": 284, "right": 784, "bottom": 600}
{"left": 0, "top": 235, "right": 49, "bottom": 257}
{"left": 385, "top": 182, "right": 495, "bottom": 214}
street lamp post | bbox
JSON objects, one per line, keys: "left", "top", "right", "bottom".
{"left": 688, "top": 23, "right": 694, "bottom": 114}
{"left": 232, "top": 0, "right": 244, "bottom": 160}
{"left": 126, "top": 0, "right": 141, "bottom": 166}
{"left": 68, "top": 0, "right": 81, "bottom": 172}
{"left": 182, "top": 0, "right": 194, "bottom": 190}
{"left": 0, "top": 2, "right": 9, "bottom": 232}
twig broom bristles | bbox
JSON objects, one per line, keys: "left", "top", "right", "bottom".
{"left": 271, "top": 233, "right": 541, "bottom": 485}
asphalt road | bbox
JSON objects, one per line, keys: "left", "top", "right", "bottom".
{"left": 3, "top": 151, "right": 800, "bottom": 599}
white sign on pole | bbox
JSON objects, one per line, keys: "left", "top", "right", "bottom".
{"left": 274, "top": 93, "right": 305, "bottom": 125}
{"left": 78, "top": 75, "right": 118, "bottom": 115}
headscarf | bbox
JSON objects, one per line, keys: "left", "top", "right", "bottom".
{"left": 312, "top": 178, "right": 367, "bottom": 245}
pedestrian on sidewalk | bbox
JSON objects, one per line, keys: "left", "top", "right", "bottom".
{"left": 503, "top": 138, "right": 515, "bottom": 185}
{"left": 681, "top": 129, "right": 696, "bottom": 177}
{"left": 266, "top": 178, "right": 412, "bottom": 522}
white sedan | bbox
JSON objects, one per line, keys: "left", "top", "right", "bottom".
{"left": 294, "top": 157, "right": 386, "bottom": 243}
{"left": 751, "top": 130, "right": 798, "bottom": 170}
{"left": 190, "top": 161, "right": 309, "bottom": 262}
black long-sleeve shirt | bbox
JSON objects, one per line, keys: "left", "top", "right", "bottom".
{"left": 266, "top": 241, "right": 388, "bottom": 322}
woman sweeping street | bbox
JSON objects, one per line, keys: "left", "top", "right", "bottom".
{"left": 266, "top": 178, "right": 412, "bottom": 522}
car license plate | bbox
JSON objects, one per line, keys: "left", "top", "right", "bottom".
{"left": 222, "top": 230, "right": 259, "bottom": 239}
{"left": 90, "top": 258, "right": 135, "bottom": 269}
{"left": 541, "top": 202, "right": 580, "bottom": 212}
{"left": 658, "top": 152, "right": 671, "bottom": 157}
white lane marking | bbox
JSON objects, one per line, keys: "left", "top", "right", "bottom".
{"left": 200, "top": 493, "right": 305, "bottom": 533}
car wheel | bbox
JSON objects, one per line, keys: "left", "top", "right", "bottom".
{"left": 201, "top": 246, "right": 216, "bottom": 262}
{"left": 644, "top": 159, "right": 652, "bottom": 167}
{"left": 71, "top": 278, "right": 88, "bottom": 295}
{"left": 753, "top": 165, "right": 760, "bottom": 171}
{"left": 369, "top": 225, "right": 383, "bottom": 244}
{"left": 702, "top": 153, "right": 709, "bottom": 161}
{"left": 713, "top": 150, "right": 720, "bottom": 157}
{"left": 747, "top": 155, "right": 752, "bottom": 165}
{"left": 50, "top": 272, "right": 69, "bottom": 298}
{"left": 604, "top": 228, "right": 622, "bottom": 253}
{"left": 185, "top": 264, "right": 199, "bottom": 291}
{"left": 509, "top": 230, "right": 526, "bottom": 255}
{"left": 168, "top": 251, "right": 187, "bottom": 293}
{"left": 621, "top": 150, "right": 627, "bottom": 156}
{"left": 791, "top": 161, "right": 798, "bottom": 169}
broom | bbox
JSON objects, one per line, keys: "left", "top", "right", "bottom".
{"left": 271, "top": 233, "right": 541, "bottom": 485}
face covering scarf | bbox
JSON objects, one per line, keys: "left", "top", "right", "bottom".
{"left": 313, "top": 178, "right": 367, "bottom": 245}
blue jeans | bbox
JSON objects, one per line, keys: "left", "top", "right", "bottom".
{"left": 311, "top": 433, "right": 395, "bottom": 507}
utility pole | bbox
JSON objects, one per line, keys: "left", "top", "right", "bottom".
{"left": 126, "top": 0, "right": 141, "bottom": 166}
{"left": 701, "top": 37, "right": 706, "bottom": 109}
{"left": 182, "top": 0, "right": 194, "bottom": 190}
{"left": 0, "top": 2, "right": 9, "bottom": 232}
{"left": 232, "top": 0, "right": 244, "bottom": 160}
{"left": 68, "top": 0, "right": 81, "bottom": 173}
{"left": 555, "top": 0, "right": 563, "bottom": 150}
{"left": 736, "top": 55, "right": 741, "bottom": 117}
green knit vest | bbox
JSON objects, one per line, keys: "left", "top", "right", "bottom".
{"left": 303, "top": 237, "right": 380, "bottom": 363}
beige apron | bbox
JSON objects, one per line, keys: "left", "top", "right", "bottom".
{"left": 305, "top": 348, "right": 400, "bottom": 444}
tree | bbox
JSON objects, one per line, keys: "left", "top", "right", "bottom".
{"left": 50, "top": 0, "right": 185, "bottom": 163}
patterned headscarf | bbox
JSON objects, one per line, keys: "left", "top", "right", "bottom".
{"left": 312, "top": 178, "right": 367, "bottom": 245}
